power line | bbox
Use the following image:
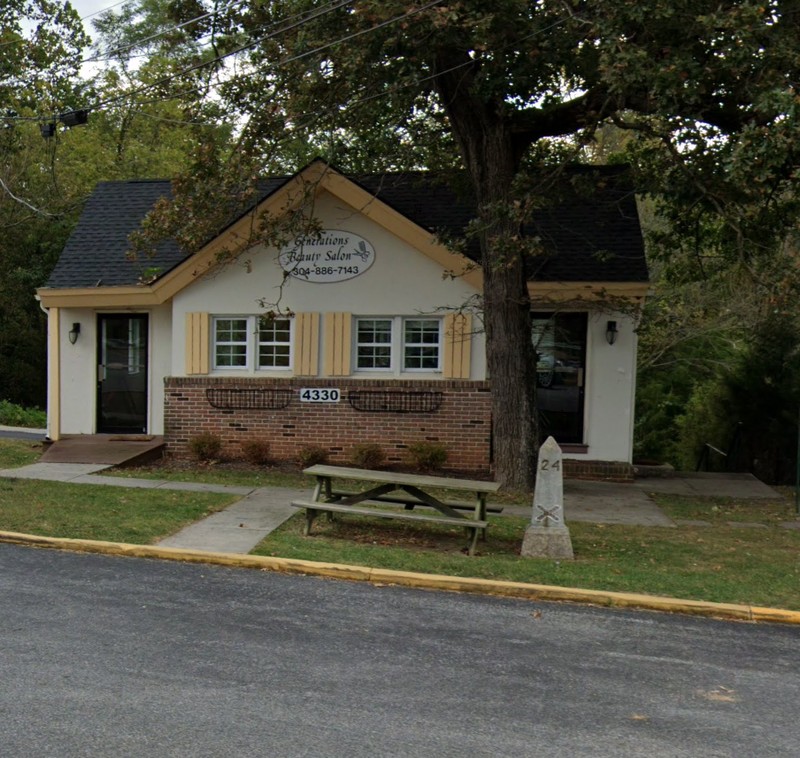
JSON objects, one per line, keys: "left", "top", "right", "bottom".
{"left": 82, "top": 0, "right": 250, "bottom": 64}
{"left": 80, "top": 0, "right": 129, "bottom": 22}
{"left": 9, "top": 0, "right": 561, "bottom": 150}
{"left": 3, "top": 0, "right": 354, "bottom": 124}
{"left": 93, "top": 0, "right": 442, "bottom": 112}
{"left": 123, "top": 19, "right": 568, "bottom": 145}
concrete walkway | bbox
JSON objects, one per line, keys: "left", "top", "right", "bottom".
{"left": 0, "top": 460, "right": 788, "bottom": 553}
{"left": 156, "top": 487, "right": 304, "bottom": 553}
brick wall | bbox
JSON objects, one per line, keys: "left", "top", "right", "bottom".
{"left": 563, "top": 459, "right": 634, "bottom": 482}
{"left": 164, "top": 376, "right": 493, "bottom": 475}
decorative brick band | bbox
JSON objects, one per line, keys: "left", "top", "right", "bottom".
{"left": 164, "top": 376, "right": 493, "bottom": 475}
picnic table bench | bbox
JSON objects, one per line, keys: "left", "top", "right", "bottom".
{"left": 292, "top": 464, "right": 502, "bottom": 556}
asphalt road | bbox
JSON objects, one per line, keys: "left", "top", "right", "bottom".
{"left": 1, "top": 544, "right": 798, "bottom": 757}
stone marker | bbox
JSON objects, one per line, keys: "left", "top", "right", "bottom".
{"left": 521, "top": 436, "right": 574, "bottom": 560}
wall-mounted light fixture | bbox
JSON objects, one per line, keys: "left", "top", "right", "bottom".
{"left": 68, "top": 322, "right": 81, "bottom": 345}
{"left": 605, "top": 320, "right": 618, "bottom": 345}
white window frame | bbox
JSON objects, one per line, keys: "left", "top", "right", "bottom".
{"left": 257, "top": 317, "right": 294, "bottom": 371}
{"left": 402, "top": 318, "right": 442, "bottom": 372}
{"left": 354, "top": 317, "right": 394, "bottom": 372}
{"left": 213, "top": 316, "right": 250, "bottom": 370}
{"left": 353, "top": 316, "right": 442, "bottom": 375}
{"left": 211, "top": 315, "right": 293, "bottom": 373}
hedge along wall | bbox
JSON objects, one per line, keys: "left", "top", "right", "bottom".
{"left": 163, "top": 376, "right": 492, "bottom": 474}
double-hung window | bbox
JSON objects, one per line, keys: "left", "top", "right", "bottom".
{"left": 213, "top": 316, "right": 293, "bottom": 371}
{"left": 354, "top": 316, "right": 441, "bottom": 373}
{"left": 258, "top": 318, "right": 292, "bottom": 369}
{"left": 403, "top": 319, "right": 441, "bottom": 370}
{"left": 214, "top": 317, "right": 249, "bottom": 369}
{"left": 355, "top": 319, "right": 393, "bottom": 370}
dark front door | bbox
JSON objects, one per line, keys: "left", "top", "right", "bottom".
{"left": 97, "top": 314, "right": 149, "bottom": 434}
{"left": 532, "top": 312, "right": 587, "bottom": 444}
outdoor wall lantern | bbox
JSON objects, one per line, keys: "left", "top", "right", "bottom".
{"left": 605, "top": 320, "right": 618, "bottom": 345}
{"left": 68, "top": 322, "right": 81, "bottom": 345}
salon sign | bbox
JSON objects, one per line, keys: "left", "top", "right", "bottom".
{"left": 278, "top": 230, "right": 375, "bottom": 283}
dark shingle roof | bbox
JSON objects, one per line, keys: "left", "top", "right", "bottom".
{"left": 45, "top": 166, "right": 647, "bottom": 289}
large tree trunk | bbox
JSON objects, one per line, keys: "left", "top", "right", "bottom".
{"left": 435, "top": 69, "right": 539, "bottom": 490}
{"left": 473, "top": 134, "right": 539, "bottom": 491}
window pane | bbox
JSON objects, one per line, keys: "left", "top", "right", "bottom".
{"left": 214, "top": 318, "right": 248, "bottom": 368}
{"left": 258, "top": 318, "right": 291, "bottom": 369}
{"left": 403, "top": 319, "right": 440, "bottom": 371}
{"left": 356, "top": 319, "right": 392, "bottom": 370}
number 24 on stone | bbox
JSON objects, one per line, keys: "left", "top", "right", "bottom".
{"left": 540, "top": 459, "right": 560, "bottom": 471}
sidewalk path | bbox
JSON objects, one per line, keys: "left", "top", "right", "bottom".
{"left": 157, "top": 487, "right": 305, "bottom": 553}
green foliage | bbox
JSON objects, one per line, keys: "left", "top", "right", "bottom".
{"left": 0, "top": 400, "right": 46, "bottom": 429}
{"left": 296, "top": 445, "right": 328, "bottom": 468}
{"left": 348, "top": 443, "right": 385, "bottom": 470}
{"left": 672, "top": 312, "right": 800, "bottom": 483}
{"left": 188, "top": 432, "right": 222, "bottom": 462}
{"left": 407, "top": 442, "right": 448, "bottom": 473}
{"left": 241, "top": 439, "right": 271, "bottom": 466}
{"left": 673, "top": 380, "right": 732, "bottom": 471}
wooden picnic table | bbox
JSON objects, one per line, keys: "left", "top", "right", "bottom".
{"left": 292, "top": 464, "right": 502, "bottom": 556}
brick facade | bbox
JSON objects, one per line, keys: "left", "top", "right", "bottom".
{"left": 562, "top": 459, "right": 635, "bottom": 482}
{"left": 164, "top": 376, "right": 493, "bottom": 475}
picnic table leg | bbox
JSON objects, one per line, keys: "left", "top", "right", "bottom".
{"left": 466, "top": 525, "right": 480, "bottom": 556}
{"left": 303, "top": 508, "right": 317, "bottom": 536}
{"left": 478, "top": 494, "right": 488, "bottom": 541}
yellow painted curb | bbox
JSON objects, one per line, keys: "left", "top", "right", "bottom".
{"left": 2, "top": 529, "right": 799, "bottom": 625}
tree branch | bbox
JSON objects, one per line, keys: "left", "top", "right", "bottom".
{"left": 0, "top": 177, "right": 55, "bottom": 217}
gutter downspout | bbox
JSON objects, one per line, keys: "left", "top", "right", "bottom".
{"left": 35, "top": 294, "right": 60, "bottom": 441}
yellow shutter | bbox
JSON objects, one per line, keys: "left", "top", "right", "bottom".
{"left": 185, "top": 312, "right": 210, "bottom": 375}
{"left": 323, "top": 312, "right": 352, "bottom": 376}
{"left": 293, "top": 312, "right": 320, "bottom": 376}
{"left": 443, "top": 313, "right": 472, "bottom": 379}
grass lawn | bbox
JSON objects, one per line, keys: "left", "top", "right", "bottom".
{"left": 0, "top": 477, "right": 237, "bottom": 544}
{"left": 0, "top": 439, "right": 43, "bottom": 468}
{"left": 3, "top": 439, "right": 799, "bottom": 610}
{"left": 0, "top": 439, "right": 237, "bottom": 543}
{"left": 252, "top": 494, "right": 800, "bottom": 610}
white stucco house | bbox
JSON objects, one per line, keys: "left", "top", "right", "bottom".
{"left": 37, "top": 159, "right": 648, "bottom": 478}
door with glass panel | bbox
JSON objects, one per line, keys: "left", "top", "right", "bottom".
{"left": 96, "top": 314, "right": 148, "bottom": 434}
{"left": 531, "top": 312, "right": 587, "bottom": 444}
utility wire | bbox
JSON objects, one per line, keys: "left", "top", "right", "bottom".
{"left": 93, "top": 0, "right": 441, "bottom": 112}
{"left": 82, "top": 0, "right": 250, "bottom": 64}
{"left": 3, "top": 0, "right": 354, "bottom": 123}
{"left": 79, "top": 0, "right": 129, "bottom": 21}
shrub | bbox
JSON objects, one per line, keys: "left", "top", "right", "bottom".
{"left": 188, "top": 432, "right": 223, "bottom": 462}
{"left": 408, "top": 442, "right": 448, "bottom": 472}
{"left": 349, "top": 443, "right": 385, "bottom": 469}
{"left": 297, "top": 445, "right": 328, "bottom": 467}
{"left": 0, "top": 400, "right": 47, "bottom": 429}
{"left": 242, "top": 439, "right": 271, "bottom": 466}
